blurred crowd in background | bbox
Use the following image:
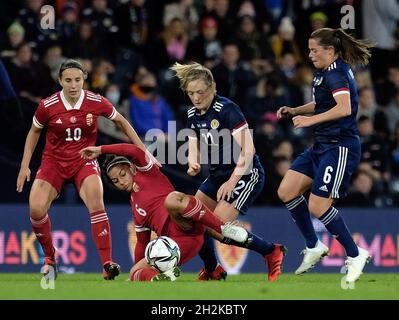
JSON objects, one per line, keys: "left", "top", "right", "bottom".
{"left": 1, "top": 0, "right": 399, "bottom": 207}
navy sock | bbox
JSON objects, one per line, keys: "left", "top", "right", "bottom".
{"left": 318, "top": 207, "right": 359, "bottom": 257}
{"left": 198, "top": 232, "right": 218, "bottom": 272}
{"left": 285, "top": 196, "right": 318, "bottom": 248}
{"left": 223, "top": 231, "right": 275, "bottom": 256}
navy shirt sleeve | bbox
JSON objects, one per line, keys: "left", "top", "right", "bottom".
{"left": 221, "top": 103, "right": 248, "bottom": 134}
{"left": 324, "top": 69, "right": 350, "bottom": 97}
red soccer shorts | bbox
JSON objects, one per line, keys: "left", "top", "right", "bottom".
{"left": 35, "top": 158, "right": 101, "bottom": 194}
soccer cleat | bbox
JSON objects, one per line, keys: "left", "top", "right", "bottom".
{"left": 295, "top": 240, "right": 329, "bottom": 275}
{"left": 221, "top": 221, "right": 249, "bottom": 243}
{"left": 344, "top": 247, "right": 371, "bottom": 283}
{"left": 43, "top": 251, "right": 58, "bottom": 280}
{"left": 264, "top": 244, "right": 287, "bottom": 281}
{"left": 198, "top": 264, "right": 227, "bottom": 281}
{"left": 103, "top": 261, "right": 121, "bottom": 280}
{"left": 152, "top": 267, "right": 181, "bottom": 282}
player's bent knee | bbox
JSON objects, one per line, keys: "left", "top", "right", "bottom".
{"left": 277, "top": 184, "right": 293, "bottom": 203}
{"left": 164, "top": 191, "right": 186, "bottom": 211}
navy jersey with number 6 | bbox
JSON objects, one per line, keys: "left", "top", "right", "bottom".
{"left": 290, "top": 58, "right": 361, "bottom": 199}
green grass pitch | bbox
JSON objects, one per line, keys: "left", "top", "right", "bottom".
{"left": 0, "top": 273, "right": 398, "bottom": 300}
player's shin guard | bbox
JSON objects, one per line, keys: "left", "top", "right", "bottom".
{"left": 30, "top": 213, "right": 54, "bottom": 257}
{"left": 130, "top": 268, "right": 159, "bottom": 281}
{"left": 90, "top": 210, "right": 112, "bottom": 265}
{"left": 181, "top": 196, "right": 223, "bottom": 233}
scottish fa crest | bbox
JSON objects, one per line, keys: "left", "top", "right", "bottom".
{"left": 313, "top": 76, "right": 323, "bottom": 86}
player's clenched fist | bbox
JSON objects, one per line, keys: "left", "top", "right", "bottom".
{"left": 276, "top": 106, "right": 296, "bottom": 119}
{"left": 80, "top": 146, "right": 102, "bottom": 159}
{"left": 187, "top": 162, "right": 201, "bottom": 176}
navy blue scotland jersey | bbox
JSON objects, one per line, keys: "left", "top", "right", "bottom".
{"left": 312, "top": 58, "right": 359, "bottom": 151}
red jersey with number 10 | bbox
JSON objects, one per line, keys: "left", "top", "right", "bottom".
{"left": 33, "top": 90, "right": 117, "bottom": 172}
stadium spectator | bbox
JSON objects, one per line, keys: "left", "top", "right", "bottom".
{"left": 271, "top": 17, "right": 302, "bottom": 66}
{"left": 186, "top": 16, "right": 222, "bottom": 69}
{"left": 339, "top": 169, "right": 376, "bottom": 207}
{"left": 5, "top": 42, "right": 55, "bottom": 119}
{"left": 276, "top": 28, "right": 373, "bottom": 282}
{"left": 128, "top": 71, "right": 175, "bottom": 140}
{"left": 1, "top": 21, "right": 25, "bottom": 60}
{"left": 235, "top": 14, "right": 275, "bottom": 64}
{"left": 43, "top": 44, "right": 67, "bottom": 83}
{"left": 115, "top": 0, "right": 148, "bottom": 55}
{"left": 81, "top": 0, "right": 117, "bottom": 60}
{"left": 15, "top": 59, "right": 153, "bottom": 281}
{"left": 68, "top": 21, "right": 100, "bottom": 60}
{"left": 171, "top": 62, "right": 287, "bottom": 281}
{"left": 163, "top": 0, "right": 199, "bottom": 39}
{"left": 362, "top": 0, "right": 399, "bottom": 80}
{"left": 57, "top": 2, "right": 80, "bottom": 58}
{"left": 211, "top": 42, "right": 257, "bottom": 112}
{"left": 147, "top": 17, "right": 189, "bottom": 75}
{"left": 17, "top": 0, "right": 58, "bottom": 55}
{"left": 358, "top": 115, "right": 390, "bottom": 194}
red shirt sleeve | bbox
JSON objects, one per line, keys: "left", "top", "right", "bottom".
{"left": 101, "top": 143, "right": 153, "bottom": 171}
{"left": 95, "top": 94, "right": 117, "bottom": 119}
{"left": 33, "top": 100, "right": 48, "bottom": 128}
{"left": 135, "top": 230, "right": 151, "bottom": 262}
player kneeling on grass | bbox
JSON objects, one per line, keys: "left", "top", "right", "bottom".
{"left": 80, "top": 143, "right": 251, "bottom": 281}
{"left": 80, "top": 143, "right": 287, "bottom": 281}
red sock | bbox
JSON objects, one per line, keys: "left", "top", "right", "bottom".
{"left": 31, "top": 213, "right": 54, "bottom": 257}
{"left": 181, "top": 196, "right": 223, "bottom": 233}
{"left": 90, "top": 210, "right": 112, "bottom": 265}
{"left": 130, "top": 268, "right": 159, "bottom": 281}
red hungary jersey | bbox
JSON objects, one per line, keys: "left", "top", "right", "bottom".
{"left": 33, "top": 90, "right": 117, "bottom": 172}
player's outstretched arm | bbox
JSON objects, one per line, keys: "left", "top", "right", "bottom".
{"left": 111, "top": 112, "right": 161, "bottom": 167}
{"left": 277, "top": 101, "right": 316, "bottom": 119}
{"left": 79, "top": 146, "right": 101, "bottom": 159}
{"left": 16, "top": 124, "right": 42, "bottom": 192}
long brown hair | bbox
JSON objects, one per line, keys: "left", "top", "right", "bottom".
{"left": 310, "top": 28, "right": 374, "bottom": 66}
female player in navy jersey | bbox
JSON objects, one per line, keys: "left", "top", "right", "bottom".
{"left": 16, "top": 59, "right": 154, "bottom": 280}
{"left": 171, "top": 62, "right": 286, "bottom": 281}
{"left": 276, "top": 28, "right": 373, "bottom": 282}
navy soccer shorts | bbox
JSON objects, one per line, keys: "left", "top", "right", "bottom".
{"left": 290, "top": 142, "right": 361, "bottom": 199}
{"left": 199, "top": 165, "right": 265, "bottom": 214}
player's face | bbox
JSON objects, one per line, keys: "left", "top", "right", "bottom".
{"left": 186, "top": 79, "right": 216, "bottom": 113}
{"left": 108, "top": 164, "right": 135, "bottom": 192}
{"left": 308, "top": 38, "right": 335, "bottom": 69}
{"left": 59, "top": 68, "right": 84, "bottom": 100}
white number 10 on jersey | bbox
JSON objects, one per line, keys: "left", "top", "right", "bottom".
{"left": 65, "top": 128, "right": 82, "bottom": 141}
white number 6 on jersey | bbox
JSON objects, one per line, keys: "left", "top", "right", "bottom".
{"left": 323, "top": 166, "right": 334, "bottom": 184}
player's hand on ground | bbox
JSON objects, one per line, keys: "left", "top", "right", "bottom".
{"left": 292, "top": 115, "right": 314, "bottom": 128}
{"left": 16, "top": 167, "right": 31, "bottom": 192}
{"left": 187, "top": 162, "right": 201, "bottom": 176}
{"left": 79, "top": 146, "right": 101, "bottom": 159}
{"left": 217, "top": 179, "right": 236, "bottom": 202}
{"left": 277, "top": 106, "right": 296, "bottom": 119}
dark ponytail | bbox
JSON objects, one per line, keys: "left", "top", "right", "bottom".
{"left": 310, "top": 28, "right": 374, "bottom": 66}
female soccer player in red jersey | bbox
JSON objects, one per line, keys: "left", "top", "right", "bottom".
{"left": 79, "top": 143, "right": 250, "bottom": 281}
{"left": 16, "top": 59, "right": 153, "bottom": 280}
